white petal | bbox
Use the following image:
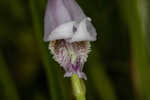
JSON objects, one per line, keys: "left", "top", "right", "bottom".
{"left": 63, "top": 0, "right": 86, "bottom": 21}
{"left": 47, "top": 21, "right": 75, "bottom": 41}
{"left": 44, "top": 0, "right": 72, "bottom": 42}
{"left": 69, "top": 18, "right": 97, "bottom": 42}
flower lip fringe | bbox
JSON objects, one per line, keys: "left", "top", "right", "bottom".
{"left": 49, "top": 40, "right": 91, "bottom": 80}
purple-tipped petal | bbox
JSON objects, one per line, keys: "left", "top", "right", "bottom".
{"left": 64, "top": 72, "right": 87, "bottom": 80}
{"left": 64, "top": 72, "right": 73, "bottom": 77}
{"left": 77, "top": 72, "right": 87, "bottom": 80}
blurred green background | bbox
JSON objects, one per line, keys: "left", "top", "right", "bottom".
{"left": 0, "top": 0, "right": 150, "bottom": 100}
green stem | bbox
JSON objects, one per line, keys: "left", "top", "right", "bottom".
{"left": 29, "top": 1, "right": 62, "bottom": 100}
{"left": 0, "top": 53, "right": 20, "bottom": 100}
{"left": 88, "top": 49, "right": 117, "bottom": 100}
{"left": 71, "top": 74, "right": 86, "bottom": 100}
{"left": 118, "top": 0, "right": 150, "bottom": 99}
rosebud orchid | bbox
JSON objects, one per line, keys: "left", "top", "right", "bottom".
{"left": 44, "top": 0, "right": 97, "bottom": 80}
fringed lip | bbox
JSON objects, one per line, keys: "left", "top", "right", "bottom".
{"left": 49, "top": 40, "right": 90, "bottom": 80}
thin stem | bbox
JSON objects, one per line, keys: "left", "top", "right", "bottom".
{"left": 71, "top": 74, "right": 86, "bottom": 100}
{"left": 88, "top": 49, "right": 117, "bottom": 100}
{"left": 0, "top": 53, "right": 20, "bottom": 100}
{"left": 29, "top": 0, "right": 62, "bottom": 100}
{"left": 117, "top": 0, "right": 150, "bottom": 99}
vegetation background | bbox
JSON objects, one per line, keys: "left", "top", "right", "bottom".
{"left": 0, "top": 0, "right": 150, "bottom": 100}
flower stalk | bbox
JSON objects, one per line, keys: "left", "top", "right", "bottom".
{"left": 0, "top": 53, "right": 20, "bottom": 100}
{"left": 71, "top": 74, "right": 86, "bottom": 100}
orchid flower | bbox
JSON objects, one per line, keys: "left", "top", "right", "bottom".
{"left": 44, "top": 0, "right": 97, "bottom": 80}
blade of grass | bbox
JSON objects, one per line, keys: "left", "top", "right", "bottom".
{"left": 117, "top": 0, "right": 150, "bottom": 99}
{"left": 88, "top": 49, "right": 117, "bottom": 100}
{"left": 29, "top": 0, "right": 64, "bottom": 100}
{"left": 0, "top": 52, "right": 20, "bottom": 100}
{"left": 9, "top": 0, "right": 25, "bottom": 20}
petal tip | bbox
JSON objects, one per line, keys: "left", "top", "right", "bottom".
{"left": 64, "top": 72, "right": 87, "bottom": 80}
